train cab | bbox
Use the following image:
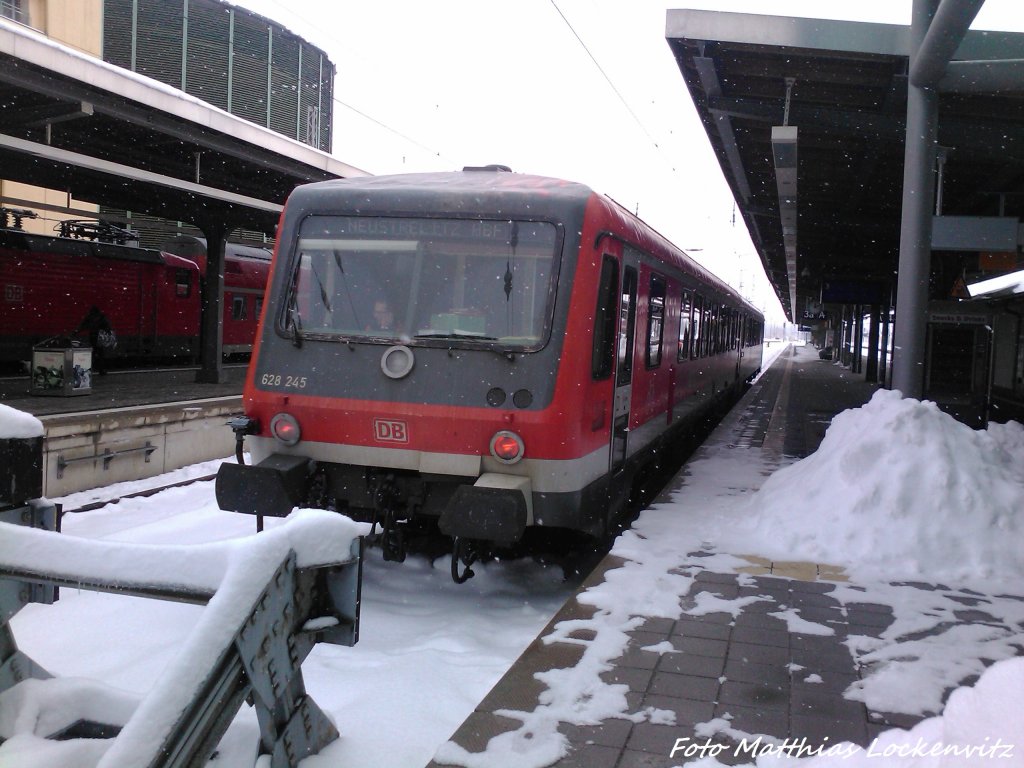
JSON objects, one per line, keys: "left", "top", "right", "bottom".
{"left": 215, "top": 169, "right": 763, "bottom": 580}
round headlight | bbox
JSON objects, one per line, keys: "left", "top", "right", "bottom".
{"left": 270, "top": 412, "right": 301, "bottom": 446}
{"left": 490, "top": 430, "right": 524, "bottom": 464}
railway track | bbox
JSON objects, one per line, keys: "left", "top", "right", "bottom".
{"left": 59, "top": 473, "right": 218, "bottom": 515}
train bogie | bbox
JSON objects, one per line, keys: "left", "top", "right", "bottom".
{"left": 215, "top": 169, "right": 763, "bottom": 580}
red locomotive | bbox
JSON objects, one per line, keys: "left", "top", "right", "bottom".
{"left": 0, "top": 209, "right": 270, "bottom": 365}
{"left": 215, "top": 168, "right": 764, "bottom": 581}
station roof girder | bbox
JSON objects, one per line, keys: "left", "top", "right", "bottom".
{"left": 666, "top": 8, "right": 1024, "bottom": 321}
{"left": 0, "top": 18, "right": 367, "bottom": 234}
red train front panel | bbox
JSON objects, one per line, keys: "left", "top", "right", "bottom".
{"left": 216, "top": 171, "right": 763, "bottom": 555}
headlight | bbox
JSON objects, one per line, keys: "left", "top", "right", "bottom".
{"left": 490, "top": 430, "right": 524, "bottom": 464}
{"left": 270, "top": 413, "right": 301, "bottom": 446}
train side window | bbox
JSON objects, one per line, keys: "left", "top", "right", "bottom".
{"left": 677, "top": 289, "right": 692, "bottom": 362}
{"left": 255, "top": 296, "right": 264, "bottom": 318}
{"left": 646, "top": 273, "right": 666, "bottom": 368}
{"left": 591, "top": 255, "right": 619, "bottom": 380}
{"left": 175, "top": 268, "right": 191, "bottom": 298}
{"left": 617, "top": 266, "right": 638, "bottom": 385}
{"left": 692, "top": 294, "right": 704, "bottom": 359}
{"left": 714, "top": 305, "right": 724, "bottom": 354}
{"left": 702, "top": 301, "right": 712, "bottom": 357}
{"left": 232, "top": 295, "right": 248, "bottom": 321}
{"left": 712, "top": 305, "right": 720, "bottom": 356}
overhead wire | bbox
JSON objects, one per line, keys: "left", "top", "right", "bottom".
{"left": 547, "top": 0, "right": 665, "bottom": 153}
{"left": 242, "top": 0, "right": 455, "bottom": 166}
{"left": 331, "top": 97, "right": 456, "bottom": 165}
{"left": 243, "top": 0, "right": 673, "bottom": 172}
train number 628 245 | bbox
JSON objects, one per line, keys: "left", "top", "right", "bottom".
{"left": 260, "top": 373, "right": 307, "bottom": 388}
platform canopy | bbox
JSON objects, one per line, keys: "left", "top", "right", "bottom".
{"left": 0, "top": 18, "right": 367, "bottom": 234}
{"left": 666, "top": 8, "right": 1024, "bottom": 322}
{"left": 1, "top": 18, "right": 370, "bottom": 383}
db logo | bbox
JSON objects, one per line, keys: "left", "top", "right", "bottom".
{"left": 373, "top": 418, "right": 409, "bottom": 443}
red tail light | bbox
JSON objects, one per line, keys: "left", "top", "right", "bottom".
{"left": 490, "top": 431, "right": 524, "bottom": 464}
{"left": 270, "top": 413, "right": 301, "bottom": 446}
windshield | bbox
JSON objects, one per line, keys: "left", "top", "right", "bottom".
{"left": 283, "top": 216, "right": 559, "bottom": 349}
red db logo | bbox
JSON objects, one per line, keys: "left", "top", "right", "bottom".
{"left": 373, "top": 419, "right": 408, "bottom": 443}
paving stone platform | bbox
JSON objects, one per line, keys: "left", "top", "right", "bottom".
{"left": 428, "top": 346, "right": 1023, "bottom": 768}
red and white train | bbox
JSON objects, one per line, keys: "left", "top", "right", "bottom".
{"left": 0, "top": 212, "right": 270, "bottom": 365}
{"left": 215, "top": 168, "right": 763, "bottom": 580}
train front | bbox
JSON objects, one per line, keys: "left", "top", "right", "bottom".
{"left": 216, "top": 171, "right": 590, "bottom": 580}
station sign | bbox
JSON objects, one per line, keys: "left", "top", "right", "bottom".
{"left": 820, "top": 279, "right": 886, "bottom": 305}
{"left": 928, "top": 311, "right": 990, "bottom": 325}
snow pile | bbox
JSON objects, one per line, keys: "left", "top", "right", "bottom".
{"left": 747, "top": 656, "right": 1024, "bottom": 768}
{"left": 0, "top": 403, "right": 44, "bottom": 439}
{"left": 0, "top": 679, "right": 138, "bottom": 768}
{"left": 748, "top": 389, "right": 1024, "bottom": 582}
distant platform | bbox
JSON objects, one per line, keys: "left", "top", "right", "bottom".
{"left": 2, "top": 365, "right": 247, "bottom": 498}
{"left": 1, "top": 365, "right": 247, "bottom": 418}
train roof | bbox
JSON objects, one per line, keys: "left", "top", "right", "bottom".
{"left": 288, "top": 168, "right": 593, "bottom": 208}
{"left": 161, "top": 234, "right": 273, "bottom": 261}
{"left": 286, "top": 169, "right": 762, "bottom": 319}
{"left": 0, "top": 226, "right": 166, "bottom": 265}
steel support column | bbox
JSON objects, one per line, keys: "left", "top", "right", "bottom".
{"left": 880, "top": 302, "right": 892, "bottom": 387}
{"left": 892, "top": 0, "right": 941, "bottom": 398}
{"left": 853, "top": 305, "right": 865, "bottom": 374}
{"left": 196, "top": 223, "right": 227, "bottom": 384}
{"left": 866, "top": 304, "right": 882, "bottom": 382}
{"left": 844, "top": 315, "right": 849, "bottom": 368}
{"left": 909, "top": 0, "right": 986, "bottom": 88}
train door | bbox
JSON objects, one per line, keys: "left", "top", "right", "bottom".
{"left": 611, "top": 252, "right": 639, "bottom": 475}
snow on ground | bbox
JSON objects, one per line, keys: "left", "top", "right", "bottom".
{"left": 437, "top": 345, "right": 1024, "bottom": 768}
{"left": 1, "top": 508, "right": 366, "bottom": 768}
{"left": 3, "top": 477, "right": 573, "bottom": 768}
{"left": 2, "top": 344, "right": 1023, "bottom": 767}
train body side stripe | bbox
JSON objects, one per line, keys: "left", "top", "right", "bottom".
{"left": 247, "top": 435, "right": 610, "bottom": 495}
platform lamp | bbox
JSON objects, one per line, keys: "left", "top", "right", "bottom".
{"left": 772, "top": 124, "right": 798, "bottom": 320}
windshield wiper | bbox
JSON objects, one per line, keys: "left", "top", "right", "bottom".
{"left": 413, "top": 330, "right": 516, "bottom": 361}
{"left": 414, "top": 331, "right": 498, "bottom": 341}
{"left": 287, "top": 304, "right": 303, "bottom": 348}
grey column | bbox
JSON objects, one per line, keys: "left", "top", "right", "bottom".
{"left": 196, "top": 222, "right": 227, "bottom": 384}
{"left": 891, "top": 0, "right": 940, "bottom": 398}
{"left": 866, "top": 304, "right": 881, "bottom": 382}
{"left": 853, "top": 305, "right": 864, "bottom": 374}
{"left": 879, "top": 301, "right": 891, "bottom": 386}
{"left": 842, "top": 305, "right": 851, "bottom": 366}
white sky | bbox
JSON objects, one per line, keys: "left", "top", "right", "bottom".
{"left": 226, "top": 1, "right": 1024, "bottom": 323}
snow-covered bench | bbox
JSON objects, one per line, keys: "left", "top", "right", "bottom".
{"left": 0, "top": 459, "right": 365, "bottom": 768}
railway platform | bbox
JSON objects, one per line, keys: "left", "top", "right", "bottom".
{"left": 429, "top": 344, "right": 1022, "bottom": 768}
{"left": 1, "top": 365, "right": 246, "bottom": 497}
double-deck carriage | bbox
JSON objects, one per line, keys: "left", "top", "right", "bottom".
{"left": 216, "top": 169, "right": 763, "bottom": 581}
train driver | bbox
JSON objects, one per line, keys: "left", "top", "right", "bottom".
{"left": 366, "top": 298, "right": 395, "bottom": 332}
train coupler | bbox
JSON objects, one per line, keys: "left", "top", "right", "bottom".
{"left": 451, "top": 537, "right": 483, "bottom": 583}
{"left": 438, "top": 473, "right": 531, "bottom": 547}
{"left": 368, "top": 474, "right": 408, "bottom": 563}
{"left": 216, "top": 453, "right": 310, "bottom": 517}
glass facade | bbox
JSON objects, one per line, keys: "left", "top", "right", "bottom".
{"left": 102, "top": 0, "right": 333, "bottom": 152}
{"left": 0, "top": 0, "right": 26, "bottom": 23}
